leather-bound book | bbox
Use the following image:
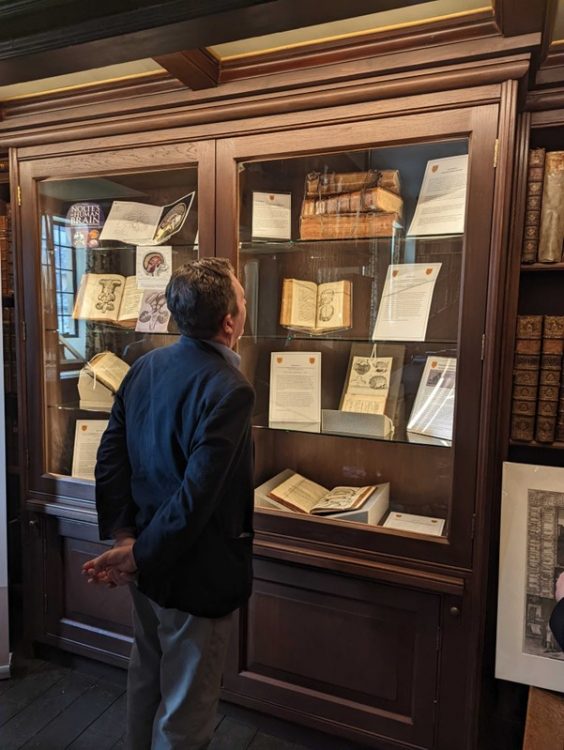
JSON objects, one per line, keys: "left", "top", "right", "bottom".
{"left": 538, "top": 151, "right": 564, "bottom": 263}
{"left": 535, "top": 315, "right": 564, "bottom": 443}
{"left": 556, "top": 383, "right": 564, "bottom": 443}
{"left": 521, "top": 148, "right": 545, "bottom": 264}
{"left": 510, "top": 315, "right": 543, "bottom": 441}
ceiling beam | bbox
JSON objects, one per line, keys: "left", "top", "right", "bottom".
{"left": 493, "top": 0, "right": 553, "bottom": 37}
{"left": 0, "top": 0, "right": 430, "bottom": 86}
{"left": 154, "top": 50, "right": 220, "bottom": 90}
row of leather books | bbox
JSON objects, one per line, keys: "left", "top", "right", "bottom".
{"left": 510, "top": 315, "right": 564, "bottom": 444}
{"left": 0, "top": 204, "right": 14, "bottom": 296}
{"left": 521, "top": 148, "right": 564, "bottom": 264}
{"left": 299, "top": 169, "right": 403, "bottom": 240}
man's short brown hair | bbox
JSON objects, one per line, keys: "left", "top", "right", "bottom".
{"left": 166, "top": 258, "right": 237, "bottom": 339}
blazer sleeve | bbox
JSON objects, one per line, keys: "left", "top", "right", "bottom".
{"left": 132, "top": 382, "right": 254, "bottom": 575}
{"left": 549, "top": 598, "right": 564, "bottom": 651}
{"left": 95, "top": 387, "right": 137, "bottom": 540}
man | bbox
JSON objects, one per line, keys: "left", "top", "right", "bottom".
{"left": 82, "top": 258, "right": 255, "bottom": 750}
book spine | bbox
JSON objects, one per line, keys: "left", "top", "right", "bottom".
{"left": 510, "top": 315, "right": 543, "bottom": 442}
{"left": 300, "top": 212, "right": 399, "bottom": 240}
{"left": 521, "top": 149, "right": 545, "bottom": 264}
{"left": 556, "top": 382, "right": 564, "bottom": 443}
{"left": 534, "top": 315, "right": 564, "bottom": 443}
{"left": 538, "top": 151, "right": 564, "bottom": 263}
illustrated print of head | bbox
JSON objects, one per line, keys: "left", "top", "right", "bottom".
{"left": 143, "top": 252, "right": 168, "bottom": 277}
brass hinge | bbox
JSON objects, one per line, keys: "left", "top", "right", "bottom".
{"left": 21, "top": 320, "right": 26, "bottom": 342}
{"left": 481, "top": 333, "right": 486, "bottom": 361}
{"left": 493, "top": 139, "right": 499, "bottom": 168}
{"left": 17, "top": 186, "right": 22, "bottom": 206}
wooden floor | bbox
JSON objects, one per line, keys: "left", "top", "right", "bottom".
{"left": 0, "top": 653, "right": 366, "bottom": 750}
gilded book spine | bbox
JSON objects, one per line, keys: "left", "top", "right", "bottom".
{"left": 521, "top": 149, "right": 545, "bottom": 264}
{"left": 535, "top": 315, "right": 564, "bottom": 443}
{"left": 538, "top": 151, "right": 564, "bottom": 263}
{"left": 510, "top": 315, "right": 543, "bottom": 442}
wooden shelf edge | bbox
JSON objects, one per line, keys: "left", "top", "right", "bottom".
{"left": 520, "top": 262, "right": 564, "bottom": 271}
{"left": 509, "top": 439, "right": 564, "bottom": 450}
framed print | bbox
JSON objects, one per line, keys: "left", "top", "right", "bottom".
{"left": 496, "top": 462, "right": 564, "bottom": 692}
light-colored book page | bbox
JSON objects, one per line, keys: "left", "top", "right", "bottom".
{"left": 315, "top": 280, "right": 351, "bottom": 330}
{"left": 268, "top": 472, "right": 328, "bottom": 514}
{"left": 135, "top": 290, "right": 171, "bottom": 333}
{"left": 73, "top": 273, "right": 126, "bottom": 322}
{"left": 71, "top": 420, "right": 109, "bottom": 480}
{"left": 341, "top": 356, "right": 392, "bottom": 414}
{"left": 117, "top": 276, "right": 144, "bottom": 321}
{"left": 99, "top": 200, "right": 162, "bottom": 243}
{"left": 88, "top": 352, "right": 129, "bottom": 393}
{"left": 288, "top": 279, "right": 317, "bottom": 328}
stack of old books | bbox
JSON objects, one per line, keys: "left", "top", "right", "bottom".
{"left": 299, "top": 169, "right": 402, "bottom": 240}
{"left": 510, "top": 314, "right": 564, "bottom": 444}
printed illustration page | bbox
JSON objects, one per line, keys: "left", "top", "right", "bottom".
{"left": 269, "top": 472, "right": 328, "bottom": 514}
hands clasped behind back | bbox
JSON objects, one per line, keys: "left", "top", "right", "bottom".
{"left": 82, "top": 536, "right": 138, "bottom": 588}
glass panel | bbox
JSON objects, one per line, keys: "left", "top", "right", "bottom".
{"left": 38, "top": 168, "right": 199, "bottom": 479}
{"left": 237, "top": 140, "right": 469, "bottom": 539}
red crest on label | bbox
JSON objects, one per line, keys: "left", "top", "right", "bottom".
{"left": 309, "top": 357, "right": 315, "bottom": 364}
{"left": 425, "top": 268, "right": 433, "bottom": 275}
{"left": 392, "top": 270, "right": 399, "bottom": 278}
{"left": 276, "top": 356, "right": 283, "bottom": 364}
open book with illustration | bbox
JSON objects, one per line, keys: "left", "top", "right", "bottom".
{"left": 264, "top": 470, "right": 384, "bottom": 515}
{"left": 279, "top": 278, "right": 351, "bottom": 334}
{"left": 73, "top": 273, "right": 145, "bottom": 327}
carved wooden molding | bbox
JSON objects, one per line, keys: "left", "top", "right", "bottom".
{"left": 154, "top": 49, "right": 220, "bottom": 90}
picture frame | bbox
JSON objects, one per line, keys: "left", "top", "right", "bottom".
{"left": 496, "top": 462, "right": 564, "bottom": 692}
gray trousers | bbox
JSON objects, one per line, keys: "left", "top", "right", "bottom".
{"left": 126, "top": 584, "right": 233, "bottom": 750}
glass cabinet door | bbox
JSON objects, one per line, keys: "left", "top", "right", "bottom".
{"left": 217, "top": 108, "right": 498, "bottom": 566}
{"left": 39, "top": 169, "right": 198, "bottom": 479}
{"left": 19, "top": 141, "right": 215, "bottom": 499}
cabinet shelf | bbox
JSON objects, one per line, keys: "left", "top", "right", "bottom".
{"left": 509, "top": 439, "right": 564, "bottom": 450}
{"left": 241, "top": 333, "right": 458, "bottom": 345}
{"left": 253, "top": 423, "right": 452, "bottom": 448}
{"left": 241, "top": 234, "right": 463, "bottom": 254}
{"left": 520, "top": 262, "right": 564, "bottom": 272}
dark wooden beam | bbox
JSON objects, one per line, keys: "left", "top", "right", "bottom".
{"left": 154, "top": 50, "right": 220, "bottom": 90}
{"left": 0, "top": 0, "right": 429, "bottom": 85}
{"left": 493, "top": 0, "right": 550, "bottom": 36}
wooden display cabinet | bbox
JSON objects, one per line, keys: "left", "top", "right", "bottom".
{"left": 10, "top": 49, "right": 527, "bottom": 749}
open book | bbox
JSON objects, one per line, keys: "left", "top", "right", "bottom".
{"left": 267, "top": 471, "right": 378, "bottom": 515}
{"left": 279, "top": 278, "right": 351, "bottom": 334}
{"left": 73, "top": 274, "right": 144, "bottom": 327}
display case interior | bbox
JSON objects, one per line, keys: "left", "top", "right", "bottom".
{"left": 237, "top": 140, "right": 469, "bottom": 539}
{"left": 38, "top": 168, "right": 199, "bottom": 479}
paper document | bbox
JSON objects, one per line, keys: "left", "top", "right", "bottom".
{"left": 372, "top": 263, "right": 441, "bottom": 341}
{"left": 252, "top": 192, "right": 292, "bottom": 240}
{"left": 383, "top": 512, "right": 445, "bottom": 536}
{"left": 100, "top": 192, "right": 194, "bottom": 245}
{"left": 408, "top": 155, "right": 468, "bottom": 236}
{"left": 135, "top": 290, "right": 171, "bottom": 333}
{"left": 407, "top": 356, "right": 456, "bottom": 442}
{"left": 71, "top": 420, "right": 109, "bottom": 480}
{"left": 341, "top": 356, "right": 393, "bottom": 415}
{"left": 269, "top": 352, "right": 321, "bottom": 432}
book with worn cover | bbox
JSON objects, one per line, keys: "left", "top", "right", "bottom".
{"left": 300, "top": 211, "right": 400, "bottom": 240}
{"left": 510, "top": 315, "right": 543, "bottom": 442}
{"left": 538, "top": 151, "right": 564, "bottom": 263}
{"left": 279, "top": 278, "right": 351, "bottom": 334}
{"left": 301, "top": 186, "right": 403, "bottom": 218}
{"left": 78, "top": 351, "right": 130, "bottom": 410}
{"left": 521, "top": 148, "right": 545, "bottom": 263}
{"left": 305, "top": 169, "right": 401, "bottom": 197}
{"left": 535, "top": 315, "right": 564, "bottom": 443}
{"left": 73, "top": 273, "right": 144, "bottom": 327}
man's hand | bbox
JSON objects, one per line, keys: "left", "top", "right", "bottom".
{"left": 555, "top": 572, "right": 564, "bottom": 603}
{"left": 82, "top": 537, "right": 137, "bottom": 588}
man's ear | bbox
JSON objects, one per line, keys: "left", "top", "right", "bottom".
{"left": 222, "top": 313, "right": 235, "bottom": 335}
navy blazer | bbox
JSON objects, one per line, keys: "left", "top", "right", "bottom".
{"left": 95, "top": 336, "right": 255, "bottom": 617}
{"left": 550, "top": 598, "right": 564, "bottom": 650}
